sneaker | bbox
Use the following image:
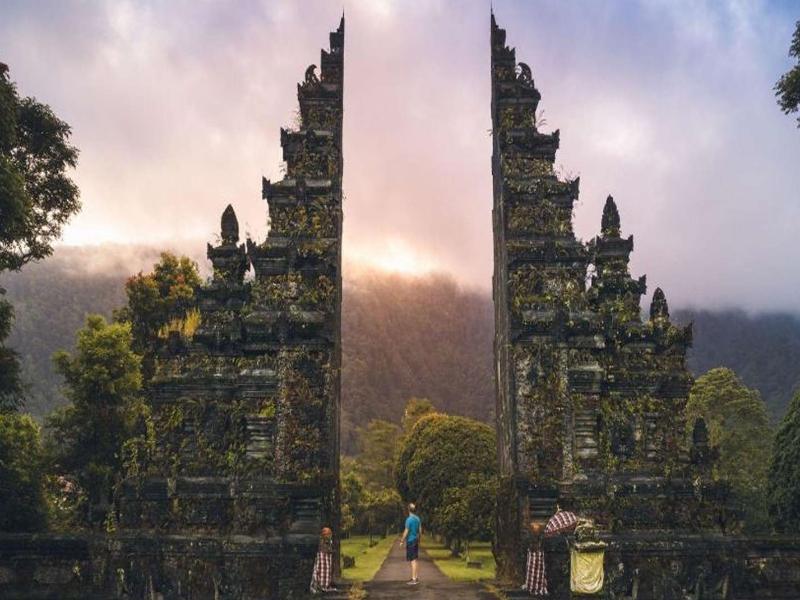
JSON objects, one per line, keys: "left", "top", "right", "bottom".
{"left": 406, "top": 579, "right": 418, "bottom": 585}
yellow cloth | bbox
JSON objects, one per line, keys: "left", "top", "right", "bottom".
{"left": 570, "top": 549, "right": 605, "bottom": 594}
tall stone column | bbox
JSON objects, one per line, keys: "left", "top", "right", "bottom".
{"left": 490, "top": 13, "right": 702, "bottom": 587}
{"left": 490, "top": 12, "right": 586, "bottom": 581}
{"left": 116, "top": 17, "right": 345, "bottom": 599}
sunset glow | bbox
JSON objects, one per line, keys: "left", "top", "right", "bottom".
{"left": 3, "top": 0, "right": 800, "bottom": 309}
{"left": 348, "top": 239, "right": 439, "bottom": 277}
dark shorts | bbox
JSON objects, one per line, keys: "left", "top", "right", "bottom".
{"left": 406, "top": 540, "right": 419, "bottom": 561}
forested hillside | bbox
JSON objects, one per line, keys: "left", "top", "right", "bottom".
{"left": 674, "top": 309, "right": 800, "bottom": 421}
{"left": 0, "top": 246, "right": 170, "bottom": 415}
{"left": 3, "top": 246, "right": 799, "bottom": 451}
{"left": 341, "top": 271, "right": 494, "bottom": 452}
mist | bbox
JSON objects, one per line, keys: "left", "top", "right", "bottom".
{"left": 2, "top": 0, "right": 799, "bottom": 311}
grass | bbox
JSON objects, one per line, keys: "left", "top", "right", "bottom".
{"left": 425, "top": 539, "right": 496, "bottom": 582}
{"left": 340, "top": 534, "right": 395, "bottom": 582}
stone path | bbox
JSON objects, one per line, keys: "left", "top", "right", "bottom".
{"left": 363, "top": 540, "right": 498, "bottom": 599}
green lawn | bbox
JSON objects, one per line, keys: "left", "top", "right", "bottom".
{"left": 340, "top": 535, "right": 395, "bottom": 582}
{"left": 425, "top": 540, "right": 496, "bottom": 582}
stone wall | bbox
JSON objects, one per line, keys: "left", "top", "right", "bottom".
{"left": 0, "top": 532, "right": 318, "bottom": 599}
{"left": 539, "top": 534, "right": 800, "bottom": 599}
{"left": 0, "top": 534, "right": 102, "bottom": 600}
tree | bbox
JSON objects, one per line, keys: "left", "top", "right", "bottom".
{"left": 340, "top": 457, "right": 365, "bottom": 537}
{"left": 114, "top": 252, "right": 201, "bottom": 379}
{"left": 341, "top": 456, "right": 404, "bottom": 542}
{"left": 775, "top": 21, "right": 800, "bottom": 128}
{"left": 0, "top": 66, "right": 81, "bottom": 530}
{"left": 0, "top": 66, "right": 80, "bottom": 411}
{"left": 0, "top": 411, "right": 48, "bottom": 531}
{"left": 768, "top": 390, "right": 800, "bottom": 532}
{"left": 354, "top": 419, "right": 401, "bottom": 490}
{"left": 395, "top": 413, "right": 497, "bottom": 542}
{"left": 401, "top": 397, "right": 435, "bottom": 434}
{"left": 435, "top": 476, "right": 496, "bottom": 558}
{"left": 47, "top": 315, "right": 145, "bottom": 525}
{"left": 362, "top": 487, "right": 404, "bottom": 538}
{"left": 0, "top": 291, "right": 23, "bottom": 411}
{"left": 686, "top": 368, "right": 773, "bottom": 531}
{"left": 395, "top": 412, "right": 441, "bottom": 502}
{"left": 0, "top": 65, "right": 80, "bottom": 272}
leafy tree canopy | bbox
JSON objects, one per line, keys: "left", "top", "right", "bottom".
{"left": 0, "top": 67, "right": 80, "bottom": 272}
{"left": 775, "top": 21, "right": 800, "bottom": 128}
{"left": 0, "top": 411, "right": 48, "bottom": 531}
{"left": 0, "top": 293, "right": 23, "bottom": 411}
{"left": 768, "top": 389, "right": 800, "bottom": 532}
{"left": 354, "top": 419, "right": 401, "bottom": 491}
{"left": 435, "top": 476, "right": 496, "bottom": 556}
{"left": 0, "top": 66, "right": 80, "bottom": 411}
{"left": 340, "top": 457, "right": 364, "bottom": 536}
{"left": 114, "top": 252, "right": 201, "bottom": 378}
{"left": 340, "top": 456, "right": 403, "bottom": 537}
{"left": 362, "top": 487, "right": 404, "bottom": 537}
{"left": 686, "top": 367, "right": 773, "bottom": 531}
{"left": 47, "top": 315, "right": 145, "bottom": 524}
{"left": 401, "top": 397, "right": 435, "bottom": 434}
{"left": 395, "top": 413, "right": 496, "bottom": 534}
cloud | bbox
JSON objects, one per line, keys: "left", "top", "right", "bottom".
{"left": 2, "top": 0, "right": 799, "bottom": 311}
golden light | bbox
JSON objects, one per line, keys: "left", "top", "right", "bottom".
{"left": 347, "top": 238, "right": 438, "bottom": 277}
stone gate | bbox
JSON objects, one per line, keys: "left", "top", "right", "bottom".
{"left": 0, "top": 16, "right": 344, "bottom": 600}
{"left": 2, "top": 12, "right": 800, "bottom": 600}
{"left": 490, "top": 13, "right": 800, "bottom": 598}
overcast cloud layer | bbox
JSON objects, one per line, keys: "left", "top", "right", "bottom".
{"left": 2, "top": 0, "right": 799, "bottom": 311}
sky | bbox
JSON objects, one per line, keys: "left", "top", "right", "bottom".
{"left": 2, "top": 0, "right": 799, "bottom": 311}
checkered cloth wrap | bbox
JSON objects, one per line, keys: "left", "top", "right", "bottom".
{"left": 545, "top": 511, "right": 578, "bottom": 536}
{"left": 309, "top": 551, "right": 333, "bottom": 594}
{"left": 523, "top": 549, "right": 549, "bottom": 596}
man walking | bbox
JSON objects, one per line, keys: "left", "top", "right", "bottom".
{"left": 399, "top": 503, "right": 422, "bottom": 585}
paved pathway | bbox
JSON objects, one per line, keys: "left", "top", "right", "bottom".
{"left": 364, "top": 540, "right": 498, "bottom": 599}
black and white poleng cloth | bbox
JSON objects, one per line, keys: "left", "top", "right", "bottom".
{"left": 309, "top": 551, "right": 333, "bottom": 594}
{"left": 523, "top": 549, "right": 548, "bottom": 596}
{"left": 523, "top": 511, "right": 579, "bottom": 595}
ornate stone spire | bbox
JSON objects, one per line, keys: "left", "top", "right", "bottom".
{"left": 692, "top": 417, "right": 709, "bottom": 448}
{"left": 601, "top": 195, "right": 621, "bottom": 238}
{"left": 690, "top": 417, "right": 715, "bottom": 475}
{"left": 490, "top": 13, "right": 543, "bottom": 127}
{"left": 221, "top": 204, "right": 239, "bottom": 244}
{"left": 206, "top": 204, "right": 247, "bottom": 286}
{"left": 490, "top": 12, "right": 584, "bottom": 326}
{"left": 650, "top": 287, "right": 670, "bottom": 321}
{"left": 588, "top": 195, "right": 645, "bottom": 318}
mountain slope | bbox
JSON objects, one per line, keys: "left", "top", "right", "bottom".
{"left": 2, "top": 246, "right": 798, "bottom": 449}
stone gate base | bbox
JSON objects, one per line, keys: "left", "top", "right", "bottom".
{"left": 0, "top": 532, "right": 322, "bottom": 599}
{"left": 503, "top": 533, "right": 800, "bottom": 599}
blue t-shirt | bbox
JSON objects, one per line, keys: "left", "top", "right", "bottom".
{"left": 405, "top": 514, "right": 421, "bottom": 543}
